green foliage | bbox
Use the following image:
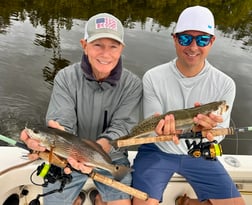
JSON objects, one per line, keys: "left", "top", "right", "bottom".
{"left": 0, "top": 0, "right": 251, "bottom": 44}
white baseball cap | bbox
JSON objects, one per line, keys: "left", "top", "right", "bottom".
{"left": 84, "top": 13, "right": 125, "bottom": 45}
{"left": 174, "top": 6, "right": 215, "bottom": 35}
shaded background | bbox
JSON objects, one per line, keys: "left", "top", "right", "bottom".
{"left": 0, "top": 0, "right": 251, "bottom": 154}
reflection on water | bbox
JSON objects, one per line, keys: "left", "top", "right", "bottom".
{"left": 0, "top": 0, "right": 252, "bottom": 154}
{"left": 43, "top": 58, "right": 71, "bottom": 85}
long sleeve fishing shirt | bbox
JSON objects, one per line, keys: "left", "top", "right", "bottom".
{"left": 46, "top": 55, "right": 142, "bottom": 152}
{"left": 143, "top": 58, "right": 236, "bottom": 155}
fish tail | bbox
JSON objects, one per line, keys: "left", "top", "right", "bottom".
{"left": 112, "top": 165, "right": 132, "bottom": 181}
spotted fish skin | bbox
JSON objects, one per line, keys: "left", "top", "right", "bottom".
{"left": 111, "top": 100, "right": 228, "bottom": 145}
{"left": 25, "top": 127, "right": 131, "bottom": 180}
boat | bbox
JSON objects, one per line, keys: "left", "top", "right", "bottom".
{"left": 0, "top": 146, "right": 252, "bottom": 205}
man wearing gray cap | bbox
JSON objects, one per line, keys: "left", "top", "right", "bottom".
{"left": 20, "top": 13, "right": 142, "bottom": 205}
{"left": 132, "top": 6, "right": 245, "bottom": 205}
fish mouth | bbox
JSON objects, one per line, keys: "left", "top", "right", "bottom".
{"left": 219, "top": 102, "right": 229, "bottom": 114}
{"left": 212, "top": 101, "right": 228, "bottom": 115}
{"left": 223, "top": 105, "right": 229, "bottom": 113}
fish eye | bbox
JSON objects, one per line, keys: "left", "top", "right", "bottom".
{"left": 32, "top": 128, "right": 39, "bottom": 134}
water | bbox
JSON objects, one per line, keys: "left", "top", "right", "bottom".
{"left": 0, "top": 0, "right": 251, "bottom": 154}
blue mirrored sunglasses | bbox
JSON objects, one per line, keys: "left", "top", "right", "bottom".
{"left": 176, "top": 34, "right": 213, "bottom": 47}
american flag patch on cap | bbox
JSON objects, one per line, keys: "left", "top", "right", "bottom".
{"left": 95, "top": 17, "right": 117, "bottom": 31}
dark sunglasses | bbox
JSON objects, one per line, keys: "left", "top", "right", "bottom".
{"left": 176, "top": 34, "right": 213, "bottom": 47}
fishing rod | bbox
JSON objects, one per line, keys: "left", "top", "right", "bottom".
{"left": 115, "top": 126, "right": 252, "bottom": 160}
{"left": 115, "top": 126, "right": 252, "bottom": 148}
{"left": 0, "top": 134, "right": 30, "bottom": 151}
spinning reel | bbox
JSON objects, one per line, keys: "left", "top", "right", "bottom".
{"left": 185, "top": 134, "right": 223, "bottom": 160}
{"left": 29, "top": 162, "right": 72, "bottom": 205}
{"left": 36, "top": 162, "right": 72, "bottom": 186}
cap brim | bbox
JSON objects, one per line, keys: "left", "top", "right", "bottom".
{"left": 174, "top": 28, "right": 214, "bottom": 35}
{"left": 87, "top": 33, "right": 125, "bottom": 45}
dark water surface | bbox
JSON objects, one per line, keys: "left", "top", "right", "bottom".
{"left": 0, "top": 0, "right": 252, "bottom": 154}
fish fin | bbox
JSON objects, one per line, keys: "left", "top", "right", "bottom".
{"left": 130, "top": 115, "right": 156, "bottom": 134}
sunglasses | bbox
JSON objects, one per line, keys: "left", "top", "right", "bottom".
{"left": 176, "top": 34, "right": 213, "bottom": 47}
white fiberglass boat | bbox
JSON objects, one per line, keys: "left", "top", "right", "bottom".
{"left": 0, "top": 146, "right": 252, "bottom": 205}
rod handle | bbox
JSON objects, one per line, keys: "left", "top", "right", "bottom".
{"left": 89, "top": 172, "right": 148, "bottom": 201}
{"left": 201, "top": 127, "right": 234, "bottom": 137}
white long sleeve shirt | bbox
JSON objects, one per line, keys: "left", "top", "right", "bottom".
{"left": 143, "top": 58, "right": 236, "bottom": 154}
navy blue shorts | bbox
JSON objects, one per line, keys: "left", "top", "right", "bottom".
{"left": 132, "top": 144, "right": 241, "bottom": 202}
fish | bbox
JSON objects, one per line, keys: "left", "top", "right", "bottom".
{"left": 24, "top": 127, "right": 131, "bottom": 181}
{"left": 110, "top": 100, "right": 228, "bottom": 147}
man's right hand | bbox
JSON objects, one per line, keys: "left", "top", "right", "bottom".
{"left": 20, "top": 120, "right": 65, "bottom": 151}
{"left": 20, "top": 129, "right": 45, "bottom": 152}
{"left": 20, "top": 120, "right": 64, "bottom": 159}
{"left": 20, "top": 129, "right": 46, "bottom": 160}
{"left": 155, "top": 114, "right": 180, "bottom": 144}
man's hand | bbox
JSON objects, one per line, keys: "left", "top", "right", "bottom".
{"left": 47, "top": 120, "right": 65, "bottom": 131}
{"left": 193, "top": 102, "right": 224, "bottom": 141}
{"left": 96, "top": 138, "right": 111, "bottom": 153}
{"left": 20, "top": 129, "right": 46, "bottom": 160}
{"left": 65, "top": 138, "right": 111, "bottom": 174}
{"left": 64, "top": 157, "right": 93, "bottom": 175}
{"left": 155, "top": 114, "right": 180, "bottom": 144}
{"left": 20, "top": 129, "right": 45, "bottom": 151}
{"left": 47, "top": 120, "right": 93, "bottom": 174}
{"left": 19, "top": 120, "right": 65, "bottom": 160}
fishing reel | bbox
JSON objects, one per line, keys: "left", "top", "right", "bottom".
{"left": 36, "top": 162, "right": 72, "bottom": 186}
{"left": 29, "top": 162, "right": 72, "bottom": 205}
{"left": 186, "top": 139, "right": 222, "bottom": 160}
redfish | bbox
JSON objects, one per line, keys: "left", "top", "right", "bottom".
{"left": 25, "top": 127, "right": 131, "bottom": 180}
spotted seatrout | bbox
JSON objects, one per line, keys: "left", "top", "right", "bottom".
{"left": 111, "top": 100, "right": 228, "bottom": 147}
{"left": 25, "top": 127, "right": 131, "bottom": 180}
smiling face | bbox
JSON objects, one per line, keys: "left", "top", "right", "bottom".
{"left": 173, "top": 30, "right": 215, "bottom": 77}
{"left": 81, "top": 38, "right": 124, "bottom": 81}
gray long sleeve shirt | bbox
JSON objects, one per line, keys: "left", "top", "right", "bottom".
{"left": 46, "top": 55, "right": 142, "bottom": 146}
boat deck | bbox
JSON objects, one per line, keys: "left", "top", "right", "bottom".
{"left": 0, "top": 147, "right": 251, "bottom": 204}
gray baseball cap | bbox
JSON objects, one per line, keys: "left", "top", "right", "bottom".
{"left": 84, "top": 13, "right": 125, "bottom": 45}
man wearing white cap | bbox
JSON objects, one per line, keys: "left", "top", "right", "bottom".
{"left": 20, "top": 13, "right": 142, "bottom": 205}
{"left": 132, "top": 6, "right": 245, "bottom": 205}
